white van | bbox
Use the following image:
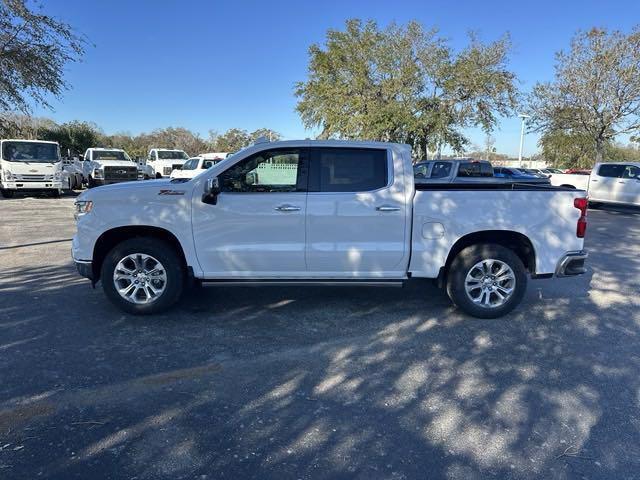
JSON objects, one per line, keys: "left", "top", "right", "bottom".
{"left": 147, "top": 149, "right": 190, "bottom": 178}
{"left": 0, "top": 139, "right": 63, "bottom": 198}
{"left": 550, "top": 162, "right": 640, "bottom": 206}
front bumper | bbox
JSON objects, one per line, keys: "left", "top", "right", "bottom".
{"left": 556, "top": 250, "right": 588, "bottom": 277}
{"left": 1, "top": 181, "right": 62, "bottom": 190}
{"left": 74, "top": 259, "right": 93, "bottom": 281}
{"left": 91, "top": 178, "right": 139, "bottom": 186}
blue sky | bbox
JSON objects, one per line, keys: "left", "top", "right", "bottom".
{"left": 35, "top": 0, "right": 640, "bottom": 156}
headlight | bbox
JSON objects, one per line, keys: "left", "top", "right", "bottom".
{"left": 93, "top": 168, "right": 103, "bottom": 178}
{"left": 74, "top": 200, "right": 93, "bottom": 219}
{"left": 2, "top": 170, "right": 14, "bottom": 181}
{"left": 53, "top": 170, "right": 62, "bottom": 180}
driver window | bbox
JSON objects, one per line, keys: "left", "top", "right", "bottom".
{"left": 219, "top": 149, "right": 303, "bottom": 193}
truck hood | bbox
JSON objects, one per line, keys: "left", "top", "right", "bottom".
{"left": 91, "top": 160, "right": 138, "bottom": 168}
{"left": 77, "top": 178, "right": 190, "bottom": 201}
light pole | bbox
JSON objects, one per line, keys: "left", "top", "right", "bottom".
{"left": 518, "top": 113, "right": 530, "bottom": 168}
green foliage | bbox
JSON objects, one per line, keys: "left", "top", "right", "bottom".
{"left": 0, "top": 0, "right": 86, "bottom": 114}
{"left": 295, "top": 19, "right": 518, "bottom": 158}
{"left": 527, "top": 27, "right": 640, "bottom": 162}
{"left": 39, "top": 120, "right": 101, "bottom": 157}
{"left": 208, "top": 128, "right": 281, "bottom": 152}
{"left": 0, "top": 114, "right": 282, "bottom": 159}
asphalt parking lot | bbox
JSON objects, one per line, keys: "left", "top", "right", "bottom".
{"left": 1, "top": 193, "right": 639, "bottom": 480}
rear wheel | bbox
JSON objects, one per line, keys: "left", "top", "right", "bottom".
{"left": 101, "top": 238, "right": 185, "bottom": 315}
{"left": 446, "top": 244, "right": 527, "bottom": 319}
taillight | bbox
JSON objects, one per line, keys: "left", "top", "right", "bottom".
{"left": 574, "top": 197, "right": 588, "bottom": 238}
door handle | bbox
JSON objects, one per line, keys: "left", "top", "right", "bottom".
{"left": 618, "top": 181, "right": 626, "bottom": 184}
{"left": 275, "top": 204, "right": 301, "bottom": 212}
{"left": 590, "top": 179, "right": 598, "bottom": 182}
{"left": 376, "top": 205, "right": 401, "bottom": 212}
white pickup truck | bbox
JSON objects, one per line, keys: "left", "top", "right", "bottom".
{"left": 82, "top": 148, "right": 140, "bottom": 187}
{"left": 0, "top": 139, "right": 64, "bottom": 198}
{"left": 147, "top": 148, "right": 190, "bottom": 178}
{"left": 550, "top": 162, "right": 640, "bottom": 207}
{"left": 72, "top": 140, "right": 588, "bottom": 318}
{"left": 170, "top": 153, "right": 231, "bottom": 180}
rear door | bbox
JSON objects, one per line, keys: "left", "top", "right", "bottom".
{"left": 305, "top": 147, "right": 408, "bottom": 277}
{"left": 589, "top": 163, "right": 625, "bottom": 202}
{"left": 192, "top": 147, "right": 309, "bottom": 277}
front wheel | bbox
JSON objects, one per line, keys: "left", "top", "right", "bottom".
{"left": 101, "top": 238, "right": 185, "bottom": 315}
{"left": 0, "top": 189, "right": 15, "bottom": 198}
{"left": 446, "top": 244, "right": 527, "bottom": 319}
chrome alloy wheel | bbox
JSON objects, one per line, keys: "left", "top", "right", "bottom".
{"left": 464, "top": 259, "right": 516, "bottom": 308}
{"left": 113, "top": 253, "right": 167, "bottom": 304}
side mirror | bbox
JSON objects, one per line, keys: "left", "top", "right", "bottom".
{"left": 202, "top": 176, "right": 221, "bottom": 205}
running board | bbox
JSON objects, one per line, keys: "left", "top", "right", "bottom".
{"left": 200, "top": 279, "right": 405, "bottom": 287}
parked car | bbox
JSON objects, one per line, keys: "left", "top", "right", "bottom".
{"left": 82, "top": 148, "right": 140, "bottom": 188}
{"left": 147, "top": 148, "right": 190, "bottom": 178}
{"left": 541, "top": 168, "right": 564, "bottom": 175}
{"left": 564, "top": 169, "right": 591, "bottom": 175}
{"left": 550, "top": 162, "right": 640, "bottom": 206}
{"left": 522, "top": 168, "right": 549, "bottom": 178}
{"left": 72, "top": 140, "right": 588, "bottom": 319}
{"left": 0, "top": 139, "right": 64, "bottom": 198}
{"left": 413, "top": 159, "right": 496, "bottom": 183}
{"left": 170, "top": 153, "right": 230, "bottom": 180}
{"left": 493, "top": 167, "right": 551, "bottom": 184}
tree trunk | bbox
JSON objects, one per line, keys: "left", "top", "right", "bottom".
{"left": 595, "top": 138, "right": 604, "bottom": 163}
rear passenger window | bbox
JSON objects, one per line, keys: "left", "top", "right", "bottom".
{"left": 598, "top": 164, "right": 625, "bottom": 178}
{"left": 315, "top": 148, "right": 388, "bottom": 192}
{"left": 430, "top": 162, "right": 452, "bottom": 179}
{"left": 457, "top": 162, "right": 493, "bottom": 177}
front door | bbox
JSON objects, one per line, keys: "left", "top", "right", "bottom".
{"left": 305, "top": 147, "right": 408, "bottom": 278}
{"left": 589, "top": 163, "right": 625, "bottom": 202}
{"left": 192, "top": 148, "right": 309, "bottom": 277}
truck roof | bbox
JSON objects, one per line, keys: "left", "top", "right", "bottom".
{"left": 1, "top": 139, "right": 59, "bottom": 145}
{"left": 86, "top": 147, "right": 126, "bottom": 151}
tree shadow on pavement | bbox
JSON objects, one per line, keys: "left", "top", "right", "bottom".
{"left": 0, "top": 209, "right": 639, "bottom": 479}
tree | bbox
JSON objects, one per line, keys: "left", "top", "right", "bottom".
{"left": 295, "top": 19, "right": 518, "bottom": 158}
{"left": 0, "top": 0, "right": 86, "bottom": 115}
{"left": 527, "top": 27, "right": 640, "bottom": 163}
{"left": 39, "top": 120, "right": 101, "bottom": 157}
{"left": 209, "top": 128, "right": 281, "bottom": 152}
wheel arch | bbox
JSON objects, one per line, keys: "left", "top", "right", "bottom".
{"left": 92, "top": 226, "right": 188, "bottom": 281}
{"left": 438, "top": 230, "right": 536, "bottom": 287}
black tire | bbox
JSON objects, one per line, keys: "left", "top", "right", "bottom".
{"left": 87, "top": 176, "right": 96, "bottom": 188}
{"left": 0, "top": 189, "right": 15, "bottom": 198}
{"left": 155, "top": 173, "right": 162, "bottom": 179}
{"left": 101, "top": 237, "right": 185, "bottom": 315}
{"left": 49, "top": 189, "right": 61, "bottom": 198}
{"left": 446, "top": 243, "right": 527, "bottom": 319}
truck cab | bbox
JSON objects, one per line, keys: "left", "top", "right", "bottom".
{"left": 82, "top": 148, "right": 140, "bottom": 187}
{"left": 414, "top": 159, "right": 495, "bottom": 183}
{"left": 147, "top": 149, "right": 190, "bottom": 178}
{"left": 170, "top": 153, "right": 230, "bottom": 180}
{"left": 0, "top": 139, "right": 64, "bottom": 198}
{"left": 550, "top": 162, "right": 640, "bottom": 206}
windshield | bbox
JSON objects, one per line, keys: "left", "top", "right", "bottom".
{"left": 1, "top": 141, "right": 59, "bottom": 163}
{"left": 93, "top": 150, "right": 130, "bottom": 161}
{"left": 158, "top": 150, "right": 188, "bottom": 160}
